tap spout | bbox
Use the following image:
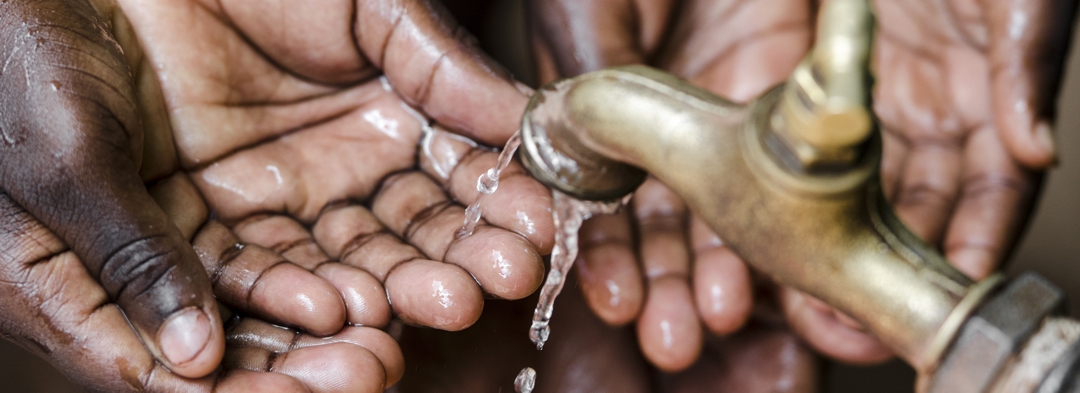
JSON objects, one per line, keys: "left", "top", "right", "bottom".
{"left": 518, "top": 2, "right": 1080, "bottom": 390}
{"left": 520, "top": 65, "right": 979, "bottom": 371}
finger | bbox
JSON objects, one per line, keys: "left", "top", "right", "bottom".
{"left": 372, "top": 171, "right": 544, "bottom": 300}
{"left": 354, "top": 0, "right": 531, "bottom": 145}
{"left": 233, "top": 215, "right": 392, "bottom": 328}
{"left": 632, "top": 178, "right": 702, "bottom": 372}
{"left": 191, "top": 221, "right": 348, "bottom": 336}
{"left": 226, "top": 341, "right": 387, "bottom": 393}
{"left": 667, "top": 326, "right": 818, "bottom": 393}
{"left": 689, "top": 216, "right": 752, "bottom": 335}
{"left": 226, "top": 318, "right": 403, "bottom": 390}
{"left": 528, "top": 0, "right": 672, "bottom": 76}
{"left": 419, "top": 125, "right": 556, "bottom": 253}
{"left": 294, "top": 327, "right": 406, "bottom": 387}
{"left": 982, "top": 0, "right": 1077, "bottom": 168}
{"left": 214, "top": 371, "right": 312, "bottom": 393}
{"left": 0, "top": 193, "right": 289, "bottom": 392}
{"left": 944, "top": 127, "right": 1038, "bottom": 279}
{"left": 311, "top": 203, "right": 483, "bottom": 331}
{"left": 576, "top": 211, "right": 645, "bottom": 326}
{"left": 148, "top": 174, "right": 351, "bottom": 336}
{"left": 888, "top": 138, "right": 963, "bottom": 244}
{"left": 780, "top": 287, "right": 893, "bottom": 364}
{"left": 657, "top": 0, "right": 811, "bottom": 103}
{"left": 0, "top": 0, "right": 222, "bottom": 376}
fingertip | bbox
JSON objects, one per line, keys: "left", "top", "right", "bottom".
{"left": 276, "top": 343, "right": 386, "bottom": 393}
{"left": 251, "top": 263, "right": 347, "bottom": 336}
{"left": 945, "top": 247, "right": 996, "bottom": 280}
{"left": 385, "top": 259, "right": 483, "bottom": 331}
{"left": 447, "top": 227, "right": 545, "bottom": 300}
{"left": 998, "top": 116, "right": 1057, "bottom": 169}
{"left": 312, "top": 264, "right": 392, "bottom": 328}
{"left": 299, "top": 327, "right": 405, "bottom": 388}
{"left": 693, "top": 248, "right": 752, "bottom": 335}
{"left": 576, "top": 243, "right": 643, "bottom": 326}
{"left": 636, "top": 276, "right": 702, "bottom": 372}
{"left": 157, "top": 305, "right": 225, "bottom": 378}
{"left": 780, "top": 288, "right": 893, "bottom": 364}
{"left": 216, "top": 370, "right": 312, "bottom": 393}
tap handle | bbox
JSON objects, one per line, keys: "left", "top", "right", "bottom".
{"left": 782, "top": 0, "right": 874, "bottom": 150}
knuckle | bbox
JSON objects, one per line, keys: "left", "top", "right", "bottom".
{"left": 961, "top": 172, "right": 1032, "bottom": 201}
{"left": 895, "top": 182, "right": 954, "bottom": 210}
{"left": 98, "top": 235, "right": 180, "bottom": 300}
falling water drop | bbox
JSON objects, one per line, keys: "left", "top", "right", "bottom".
{"left": 515, "top": 367, "right": 536, "bottom": 393}
{"left": 457, "top": 131, "right": 522, "bottom": 238}
{"left": 528, "top": 191, "right": 630, "bottom": 349}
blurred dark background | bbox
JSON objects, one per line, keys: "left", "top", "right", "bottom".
{"left": 3, "top": 1, "right": 1079, "bottom": 391}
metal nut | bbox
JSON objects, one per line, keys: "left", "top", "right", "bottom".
{"left": 928, "top": 273, "right": 1066, "bottom": 393}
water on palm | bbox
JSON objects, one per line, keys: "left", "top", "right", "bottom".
{"left": 457, "top": 131, "right": 630, "bottom": 392}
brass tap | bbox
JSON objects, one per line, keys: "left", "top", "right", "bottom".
{"left": 518, "top": 0, "right": 1080, "bottom": 391}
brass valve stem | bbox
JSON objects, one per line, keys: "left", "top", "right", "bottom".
{"left": 771, "top": 0, "right": 875, "bottom": 171}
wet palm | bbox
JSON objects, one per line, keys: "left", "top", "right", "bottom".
{"left": 530, "top": 0, "right": 1073, "bottom": 370}
{"left": 106, "top": 0, "right": 558, "bottom": 335}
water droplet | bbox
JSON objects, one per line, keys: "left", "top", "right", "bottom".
{"left": 49, "top": 81, "right": 60, "bottom": 91}
{"left": 528, "top": 191, "right": 630, "bottom": 350}
{"left": 515, "top": 367, "right": 536, "bottom": 393}
{"left": 457, "top": 131, "right": 522, "bottom": 238}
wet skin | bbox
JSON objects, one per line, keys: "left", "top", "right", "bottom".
{"left": 395, "top": 276, "right": 818, "bottom": 393}
{"left": 0, "top": 0, "right": 556, "bottom": 390}
{"left": 529, "top": 0, "right": 1076, "bottom": 369}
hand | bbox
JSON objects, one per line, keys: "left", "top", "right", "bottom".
{"left": 102, "top": 0, "right": 556, "bottom": 335}
{"left": 529, "top": 0, "right": 810, "bottom": 370}
{"left": 0, "top": 177, "right": 404, "bottom": 391}
{"left": 0, "top": 0, "right": 488, "bottom": 389}
{"left": 394, "top": 276, "right": 817, "bottom": 393}
{"left": 0, "top": 0, "right": 226, "bottom": 379}
{"left": 528, "top": 0, "right": 1075, "bottom": 368}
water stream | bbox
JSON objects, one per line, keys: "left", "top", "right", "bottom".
{"left": 515, "top": 367, "right": 536, "bottom": 393}
{"left": 456, "top": 132, "right": 522, "bottom": 239}
{"left": 456, "top": 131, "right": 630, "bottom": 392}
{"left": 529, "top": 191, "right": 629, "bottom": 349}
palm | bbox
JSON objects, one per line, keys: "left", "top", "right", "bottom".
{"left": 874, "top": 0, "right": 1036, "bottom": 279}
{"left": 113, "top": 0, "right": 556, "bottom": 333}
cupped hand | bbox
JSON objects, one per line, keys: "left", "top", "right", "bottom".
{"left": 0, "top": 0, "right": 226, "bottom": 379}
{"left": 0, "top": 171, "right": 404, "bottom": 391}
{"left": 528, "top": 0, "right": 1075, "bottom": 368}
{"left": 394, "top": 276, "right": 817, "bottom": 393}
{"left": 102, "top": 0, "right": 557, "bottom": 334}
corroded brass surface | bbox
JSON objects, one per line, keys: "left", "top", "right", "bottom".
{"left": 773, "top": 0, "right": 875, "bottom": 171}
{"left": 517, "top": 1, "right": 1080, "bottom": 390}
{"left": 520, "top": 66, "right": 984, "bottom": 370}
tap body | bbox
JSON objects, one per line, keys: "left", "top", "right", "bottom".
{"left": 520, "top": 65, "right": 984, "bottom": 371}
{"left": 517, "top": 2, "right": 1080, "bottom": 391}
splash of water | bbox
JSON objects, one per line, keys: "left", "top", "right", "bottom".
{"left": 529, "top": 191, "right": 630, "bottom": 349}
{"left": 515, "top": 367, "right": 536, "bottom": 393}
{"left": 456, "top": 131, "right": 522, "bottom": 239}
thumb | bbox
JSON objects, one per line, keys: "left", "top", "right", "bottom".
{"left": 0, "top": 0, "right": 223, "bottom": 377}
{"left": 983, "top": 0, "right": 1078, "bottom": 169}
{"left": 528, "top": 0, "right": 656, "bottom": 78}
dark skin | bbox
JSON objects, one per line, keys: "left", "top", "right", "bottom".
{"left": 396, "top": 277, "right": 818, "bottom": 393}
{"left": 529, "top": 0, "right": 1076, "bottom": 370}
{"left": 0, "top": 0, "right": 556, "bottom": 390}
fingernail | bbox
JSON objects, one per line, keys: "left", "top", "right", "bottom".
{"left": 513, "top": 81, "right": 535, "bottom": 97}
{"left": 159, "top": 307, "right": 211, "bottom": 366}
{"left": 1035, "top": 122, "right": 1058, "bottom": 165}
